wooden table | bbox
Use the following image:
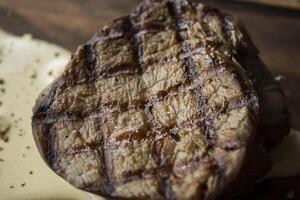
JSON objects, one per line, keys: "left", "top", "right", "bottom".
{"left": 0, "top": 0, "right": 299, "bottom": 199}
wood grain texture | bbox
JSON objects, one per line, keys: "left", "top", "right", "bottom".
{"left": 235, "top": 0, "right": 300, "bottom": 10}
{"left": 0, "top": 0, "right": 139, "bottom": 50}
{"left": 0, "top": 0, "right": 299, "bottom": 199}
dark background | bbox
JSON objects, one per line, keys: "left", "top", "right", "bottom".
{"left": 0, "top": 0, "right": 299, "bottom": 199}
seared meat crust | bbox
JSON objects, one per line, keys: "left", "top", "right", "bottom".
{"left": 32, "top": 0, "right": 290, "bottom": 199}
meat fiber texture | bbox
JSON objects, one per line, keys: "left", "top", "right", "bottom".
{"left": 32, "top": 0, "right": 290, "bottom": 199}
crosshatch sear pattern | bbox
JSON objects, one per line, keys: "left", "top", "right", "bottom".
{"left": 32, "top": 0, "right": 260, "bottom": 199}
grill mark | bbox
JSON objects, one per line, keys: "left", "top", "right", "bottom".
{"left": 201, "top": 6, "right": 259, "bottom": 122}
{"left": 99, "top": 63, "right": 143, "bottom": 78}
{"left": 61, "top": 39, "right": 221, "bottom": 87}
{"left": 113, "top": 169, "right": 155, "bottom": 185}
{"left": 52, "top": 142, "right": 213, "bottom": 190}
{"left": 139, "top": 23, "right": 171, "bottom": 31}
{"left": 225, "top": 96, "right": 249, "bottom": 113}
{"left": 47, "top": 125, "right": 62, "bottom": 172}
{"left": 87, "top": 18, "right": 132, "bottom": 194}
{"left": 218, "top": 57, "right": 258, "bottom": 125}
{"left": 111, "top": 155, "right": 212, "bottom": 186}
{"left": 32, "top": 99, "right": 146, "bottom": 123}
{"left": 32, "top": 10, "right": 252, "bottom": 155}
{"left": 43, "top": 123, "right": 57, "bottom": 167}
{"left": 34, "top": 86, "right": 58, "bottom": 113}
{"left": 31, "top": 1, "right": 262, "bottom": 198}
{"left": 194, "top": 85, "right": 217, "bottom": 144}
{"left": 219, "top": 14, "right": 234, "bottom": 44}
{"left": 33, "top": 65, "right": 248, "bottom": 135}
{"left": 167, "top": 2, "right": 224, "bottom": 198}
{"left": 32, "top": 43, "right": 97, "bottom": 129}
{"left": 56, "top": 39, "right": 218, "bottom": 93}
{"left": 91, "top": 23, "right": 173, "bottom": 44}
{"left": 90, "top": 18, "right": 175, "bottom": 80}
{"left": 145, "top": 1, "right": 182, "bottom": 198}
{"left": 36, "top": 92, "right": 248, "bottom": 158}
{"left": 102, "top": 15, "right": 144, "bottom": 190}
{"left": 202, "top": 6, "right": 225, "bottom": 29}
{"left": 95, "top": 39, "right": 219, "bottom": 80}
{"left": 63, "top": 43, "right": 98, "bottom": 85}
{"left": 159, "top": 0, "right": 205, "bottom": 198}
{"left": 97, "top": 15, "right": 149, "bottom": 190}
{"left": 94, "top": 113, "right": 114, "bottom": 194}
{"left": 51, "top": 118, "right": 114, "bottom": 194}
{"left": 80, "top": 8, "right": 234, "bottom": 81}
{"left": 48, "top": 9, "right": 243, "bottom": 89}
{"left": 206, "top": 9, "right": 241, "bottom": 50}
{"left": 95, "top": 151, "right": 108, "bottom": 189}
{"left": 168, "top": 0, "right": 212, "bottom": 148}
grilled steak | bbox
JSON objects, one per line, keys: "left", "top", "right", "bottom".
{"left": 32, "top": 0, "right": 290, "bottom": 199}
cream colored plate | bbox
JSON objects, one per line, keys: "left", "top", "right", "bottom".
{"left": 0, "top": 29, "right": 103, "bottom": 200}
{"left": 0, "top": 29, "right": 299, "bottom": 200}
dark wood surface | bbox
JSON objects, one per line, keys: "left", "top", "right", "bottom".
{"left": 0, "top": 0, "right": 299, "bottom": 199}
{"left": 235, "top": 0, "right": 300, "bottom": 10}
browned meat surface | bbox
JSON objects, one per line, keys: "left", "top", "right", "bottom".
{"left": 32, "top": 0, "right": 290, "bottom": 199}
